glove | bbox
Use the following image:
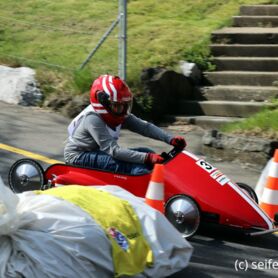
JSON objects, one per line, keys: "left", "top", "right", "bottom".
{"left": 170, "top": 136, "right": 186, "bottom": 149}
{"left": 145, "top": 153, "right": 164, "bottom": 165}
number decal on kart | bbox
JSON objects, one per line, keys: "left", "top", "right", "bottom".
{"left": 211, "top": 170, "right": 230, "bottom": 186}
{"left": 196, "top": 160, "right": 229, "bottom": 185}
{"left": 216, "top": 175, "right": 230, "bottom": 186}
{"left": 211, "top": 170, "right": 223, "bottom": 179}
{"left": 196, "top": 160, "right": 216, "bottom": 173}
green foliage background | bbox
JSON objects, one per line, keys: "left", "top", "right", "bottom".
{"left": 0, "top": 0, "right": 275, "bottom": 92}
{"left": 0, "top": 0, "right": 277, "bottom": 136}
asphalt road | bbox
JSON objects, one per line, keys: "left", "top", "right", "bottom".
{"left": 0, "top": 101, "right": 277, "bottom": 277}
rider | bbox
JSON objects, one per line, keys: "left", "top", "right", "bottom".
{"left": 64, "top": 74, "right": 186, "bottom": 175}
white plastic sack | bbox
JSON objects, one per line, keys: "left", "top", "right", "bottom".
{"left": 96, "top": 186, "right": 193, "bottom": 277}
{"left": 0, "top": 178, "right": 193, "bottom": 278}
{"left": 0, "top": 180, "right": 113, "bottom": 278}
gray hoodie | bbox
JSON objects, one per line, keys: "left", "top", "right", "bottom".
{"left": 64, "top": 112, "right": 172, "bottom": 164}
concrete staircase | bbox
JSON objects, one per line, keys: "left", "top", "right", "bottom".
{"left": 168, "top": 5, "right": 278, "bottom": 128}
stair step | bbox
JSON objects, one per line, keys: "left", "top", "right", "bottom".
{"left": 213, "top": 57, "right": 278, "bottom": 71}
{"left": 204, "top": 71, "right": 278, "bottom": 86}
{"left": 177, "top": 100, "right": 275, "bottom": 117}
{"left": 183, "top": 5, "right": 278, "bottom": 129}
{"left": 212, "top": 27, "right": 278, "bottom": 44}
{"left": 211, "top": 44, "right": 278, "bottom": 57}
{"left": 200, "top": 85, "right": 278, "bottom": 102}
{"left": 240, "top": 5, "right": 278, "bottom": 16}
{"left": 233, "top": 16, "right": 278, "bottom": 27}
{"left": 164, "top": 115, "right": 243, "bottom": 128}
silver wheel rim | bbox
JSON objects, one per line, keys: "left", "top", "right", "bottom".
{"left": 166, "top": 196, "right": 200, "bottom": 238}
{"left": 9, "top": 161, "right": 44, "bottom": 193}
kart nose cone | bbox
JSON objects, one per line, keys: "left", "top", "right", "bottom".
{"left": 9, "top": 159, "right": 44, "bottom": 193}
{"left": 165, "top": 195, "right": 200, "bottom": 238}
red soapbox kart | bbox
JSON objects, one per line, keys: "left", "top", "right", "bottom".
{"left": 8, "top": 147, "right": 278, "bottom": 238}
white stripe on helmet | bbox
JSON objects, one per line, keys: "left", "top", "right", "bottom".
{"left": 108, "top": 75, "right": 118, "bottom": 102}
{"left": 102, "top": 75, "right": 112, "bottom": 97}
{"left": 92, "top": 106, "right": 107, "bottom": 114}
{"left": 94, "top": 109, "right": 107, "bottom": 114}
{"left": 91, "top": 103, "right": 107, "bottom": 114}
{"left": 92, "top": 103, "right": 104, "bottom": 107}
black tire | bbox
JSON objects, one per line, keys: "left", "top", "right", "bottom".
{"left": 236, "top": 182, "right": 258, "bottom": 204}
{"left": 8, "top": 159, "right": 45, "bottom": 193}
{"left": 165, "top": 194, "right": 200, "bottom": 239}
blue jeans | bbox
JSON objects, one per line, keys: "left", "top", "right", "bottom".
{"left": 73, "top": 147, "right": 154, "bottom": 175}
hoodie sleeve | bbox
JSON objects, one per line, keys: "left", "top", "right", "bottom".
{"left": 84, "top": 114, "right": 147, "bottom": 164}
{"left": 123, "top": 114, "right": 173, "bottom": 144}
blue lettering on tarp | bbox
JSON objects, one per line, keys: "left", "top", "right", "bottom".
{"left": 107, "top": 227, "right": 129, "bottom": 251}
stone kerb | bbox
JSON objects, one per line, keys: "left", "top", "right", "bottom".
{"left": 202, "top": 130, "right": 278, "bottom": 166}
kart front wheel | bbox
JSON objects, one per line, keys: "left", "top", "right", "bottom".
{"left": 236, "top": 182, "right": 258, "bottom": 204}
{"left": 8, "top": 159, "right": 45, "bottom": 193}
{"left": 165, "top": 195, "right": 200, "bottom": 239}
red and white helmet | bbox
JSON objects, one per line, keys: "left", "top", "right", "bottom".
{"left": 90, "top": 75, "right": 133, "bottom": 126}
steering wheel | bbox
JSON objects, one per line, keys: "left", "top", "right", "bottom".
{"left": 160, "top": 146, "right": 184, "bottom": 162}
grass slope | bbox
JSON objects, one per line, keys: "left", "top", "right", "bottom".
{"left": 0, "top": 0, "right": 274, "bottom": 86}
{"left": 221, "top": 105, "right": 278, "bottom": 139}
{"left": 0, "top": 0, "right": 277, "bottom": 136}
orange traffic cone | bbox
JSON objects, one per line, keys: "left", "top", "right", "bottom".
{"left": 260, "top": 149, "right": 278, "bottom": 220}
{"left": 145, "top": 164, "right": 165, "bottom": 214}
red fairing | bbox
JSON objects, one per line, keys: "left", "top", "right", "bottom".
{"left": 44, "top": 150, "right": 274, "bottom": 231}
{"left": 54, "top": 172, "right": 107, "bottom": 186}
{"left": 164, "top": 151, "right": 273, "bottom": 230}
{"left": 45, "top": 164, "right": 151, "bottom": 198}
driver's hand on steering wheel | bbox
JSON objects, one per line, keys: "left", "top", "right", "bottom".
{"left": 170, "top": 136, "right": 186, "bottom": 149}
{"left": 145, "top": 153, "right": 164, "bottom": 165}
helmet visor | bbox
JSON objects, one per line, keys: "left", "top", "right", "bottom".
{"left": 110, "top": 100, "right": 133, "bottom": 116}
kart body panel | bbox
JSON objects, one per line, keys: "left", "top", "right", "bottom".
{"left": 44, "top": 150, "right": 275, "bottom": 232}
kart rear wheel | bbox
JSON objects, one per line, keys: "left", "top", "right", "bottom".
{"left": 8, "top": 159, "right": 45, "bottom": 193}
{"left": 236, "top": 182, "right": 258, "bottom": 204}
{"left": 165, "top": 195, "right": 200, "bottom": 239}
